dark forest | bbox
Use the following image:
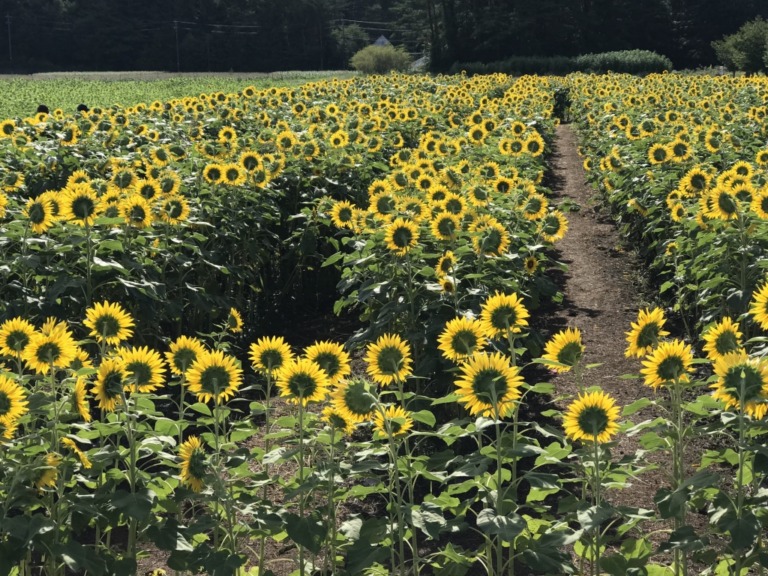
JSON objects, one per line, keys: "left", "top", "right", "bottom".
{"left": 1, "top": 0, "right": 766, "bottom": 72}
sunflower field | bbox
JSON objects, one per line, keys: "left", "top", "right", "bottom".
{"left": 0, "top": 70, "right": 766, "bottom": 576}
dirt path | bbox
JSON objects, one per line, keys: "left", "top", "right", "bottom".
{"left": 547, "top": 124, "right": 662, "bottom": 508}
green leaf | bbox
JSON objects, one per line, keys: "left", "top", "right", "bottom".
{"left": 657, "top": 525, "right": 706, "bottom": 554}
{"left": 145, "top": 518, "right": 195, "bottom": 552}
{"left": 622, "top": 398, "right": 652, "bottom": 416}
{"left": 59, "top": 541, "right": 108, "bottom": 575}
{"left": 411, "top": 409, "right": 436, "bottom": 428}
{"left": 410, "top": 502, "right": 447, "bottom": 539}
{"left": 285, "top": 512, "right": 326, "bottom": 554}
{"left": 322, "top": 252, "right": 344, "bottom": 267}
{"left": 477, "top": 508, "right": 525, "bottom": 542}
{"left": 577, "top": 503, "right": 614, "bottom": 531}
{"left": 110, "top": 489, "right": 155, "bottom": 522}
{"left": 188, "top": 402, "right": 212, "bottom": 416}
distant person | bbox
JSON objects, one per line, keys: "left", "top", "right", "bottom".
{"left": 76, "top": 103, "right": 89, "bottom": 113}
{"left": 36, "top": 104, "right": 49, "bottom": 115}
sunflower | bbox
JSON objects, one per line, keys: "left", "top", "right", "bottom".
{"left": 93, "top": 357, "right": 127, "bottom": 411}
{"left": 330, "top": 377, "right": 378, "bottom": 424}
{"left": 365, "top": 333, "right": 413, "bottom": 386}
{"left": 524, "top": 132, "right": 545, "bottom": 156}
{"left": 435, "top": 251, "right": 456, "bottom": 279}
{"left": 83, "top": 300, "right": 135, "bottom": 346}
{"left": 275, "top": 358, "right": 330, "bottom": 405}
{"left": 24, "top": 197, "right": 55, "bottom": 234}
{"left": 384, "top": 217, "right": 419, "bottom": 256}
{"left": 35, "top": 452, "right": 63, "bottom": 490}
{"left": 226, "top": 308, "right": 243, "bottom": 334}
{"left": 330, "top": 200, "right": 355, "bottom": 229}
{"left": 0, "top": 374, "right": 28, "bottom": 427}
{"left": 648, "top": 143, "right": 670, "bottom": 164}
{"left": 751, "top": 282, "right": 768, "bottom": 330}
{"left": 640, "top": 339, "right": 694, "bottom": 389}
{"left": 179, "top": 436, "right": 207, "bottom": 493}
{"left": 431, "top": 212, "right": 461, "bottom": 241}
{"left": 135, "top": 179, "right": 161, "bottom": 202}
{"left": 373, "top": 405, "right": 414, "bottom": 438}
{"left": 472, "top": 220, "right": 510, "bottom": 256}
{"left": 711, "top": 351, "right": 768, "bottom": 419}
{"left": 249, "top": 335, "right": 293, "bottom": 376}
{"left": 23, "top": 324, "right": 78, "bottom": 374}
{"left": 0, "top": 317, "right": 36, "bottom": 359}
{"left": 702, "top": 317, "right": 743, "bottom": 362}
{"left": 750, "top": 192, "right": 768, "bottom": 220}
{"left": 121, "top": 195, "right": 153, "bottom": 228}
{"left": 563, "top": 390, "right": 620, "bottom": 444}
{"left": 524, "top": 255, "right": 539, "bottom": 275}
{"left": 304, "top": 340, "right": 351, "bottom": 383}
{"left": 438, "top": 317, "right": 489, "bottom": 362}
{"left": 538, "top": 211, "right": 568, "bottom": 243}
{"left": 118, "top": 346, "right": 167, "bottom": 393}
{"left": 157, "top": 195, "right": 190, "bottom": 224}
{"left": 480, "top": 292, "right": 530, "bottom": 338}
{"left": 69, "top": 347, "right": 93, "bottom": 373}
{"left": 522, "top": 193, "right": 549, "bottom": 221}
{"left": 541, "top": 328, "right": 584, "bottom": 372}
{"left": 187, "top": 350, "right": 243, "bottom": 404}
{"left": 322, "top": 405, "right": 356, "bottom": 435}
{"left": 203, "top": 163, "right": 224, "bottom": 184}
{"left": 454, "top": 352, "right": 523, "bottom": 418}
{"left": 61, "top": 437, "right": 92, "bottom": 469}
{"left": 221, "top": 164, "right": 247, "bottom": 187}
{"left": 624, "top": 307, "right": 670, "bottom": 358}
{"left": 73, "top": 377, "right": 92, "bottom": 422}
{"left": 166, "top": 336, "right": 206, "bottom": 376}
{"left": 111, "top": 168, "right": 136, "bottom": 190}
{"left": 708, "top": 186, "right": 738, "bottom": 220}
{"left": 217, "top": 126, "right": 237, "bottom": 145}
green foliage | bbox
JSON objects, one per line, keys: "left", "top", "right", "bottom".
{"left": 453, "top": 50, "right": 672, "bottom": 77}
{"left": 712, "top": 17, "right": 768, "bottom": 73}
{"left": 349, "top": 45, "right": 412, "bottom": 74}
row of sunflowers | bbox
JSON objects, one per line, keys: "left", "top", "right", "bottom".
{"left": 568, "top": 72, "right": 768, "bottom": 576}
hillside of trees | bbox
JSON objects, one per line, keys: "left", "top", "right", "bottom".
{"left": 0, "top": 0, "right": 766, "bottom": 73}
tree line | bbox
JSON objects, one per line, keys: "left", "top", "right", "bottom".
{"left": 0, "top": 0, "right": 765, "bottom": 73}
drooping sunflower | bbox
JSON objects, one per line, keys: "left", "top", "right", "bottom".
{"left": 23, "top": 324, "right": 78, "bottom": 374}
{"left": 166, "top": 335, "right": 206, "bottom": 376}
{"left": 226, "top": 308, "right": 243, "bottom": 334}
{"left": 711, "top": 351, "right": 768, "bottom": 419}
{"left": 454, "top": 352, "right": 524, "bottom": 418}
{"left": 275, "top": 358, "right": 330, "bottom": 405}
{"left": 186, "top": 350, "right": 243, "bottom": 404}
{"left": 562, "top": 390, "right": 620, "bottom": 444}
{"left": 35, "top": 452, "right": 63, "bottom": 490}
{"left": 83, "top": 300, "right": 135, "bottom": 346}
{"left": 0, "top": 317, "right": 36, "bottom": 359}
{"left": 330, "top": 377, "right": 378, "bottom": 424}
{"left": 179, "top": 436, "right": 207, "bottom": 493}
{"left": 702, "top": 317, "right": 743, "bottom": 362}
{"left": 749, "top": 282, "right": 768, "bottom": 331}
{"left": 61, "top": 437, "right": 92, "bottom": 469}
{"left": 118, "top": 346, "right": 167, "bottom": 393}
{"left": 708, "top": 186, "right": 738, "bottom": 221}
{"left": 538, "top": 211, "right": 569, "bottom": 243}
{"left": 624, "top": 307, "right": 670, "bottom": 358}
{"left": 249, "top": 336, "right": 294, "bottom": 376}
{"left": 0, "top": 374, "right": 28, "bottom": 427}
{"left": 384, "top": 217, "right": 419, "bottom": 256}
{"left": 435, "top": 250, "right": 456, "bottom": 278}
{"left": 365, "top": 333, "right": 413, "bottom": 387}
{"left": 304, "top": 340, "right": 351, "bottom": 383}
{"left": 541, "top": 328, "right": 584, "bottom": 373}
{"left": 640, "top": 339, "right": 694, "bottom": 389}
{"left": 480, "top": 292, "right": 530, "bottom": 338}
{"left": 438, "top": 316, "right": 489, "bottom": 362}
{"left": 93, "top": 357, "right": 127, "bottom": 412}
{"left": 373, "top": 404, "right": 414, "bottom": 439}
{"left": 24, "top": 197, "right": 55, "bottom": 234}
{"left": 72, "top": 377, "right": 92, "bottom": 422}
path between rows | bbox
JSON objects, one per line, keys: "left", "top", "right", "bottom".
{"left": 547, "top": 123, "right": 662, "bottom": 511}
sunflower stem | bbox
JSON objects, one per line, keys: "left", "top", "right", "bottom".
{"left": 297, "top": 400, "right": 306, "bottom": 576}
{"left": 85, "top": 220, "right": 93, "bottom": 307}
{"left": 257, "top": 371, "right": 273, "bottom": 576}
{"left": 592, "top": 438, "right": 601, "bottom": 576}
{"left": 118, "top": 386, "right": 138, "bottom": 562}
{"left": 734, "top": 375, "right": 747, "bottom": 576}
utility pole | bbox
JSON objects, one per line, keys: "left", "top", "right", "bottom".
{"left": 174, "top": 20, "right": 180, "bottom": 72}
{"left": 6, "top": 14, "right": 11, "bottom": 62}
